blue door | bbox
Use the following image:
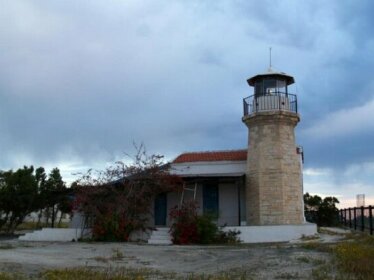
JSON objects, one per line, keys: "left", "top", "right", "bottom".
{"left": 154, "top": 193, "right": 167, "bottom": 226}
{"left": 203, "top": 183, "right": 219, "bottom": 217}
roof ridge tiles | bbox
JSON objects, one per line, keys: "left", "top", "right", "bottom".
{"left": 172, "top": 149, "right": 247, "bottom": 164}
{"left": 177, "top": 148, "right": 247, "bottom": 154}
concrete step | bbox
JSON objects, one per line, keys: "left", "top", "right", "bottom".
{"left": 150, "top": 235, "right": 171, "bottom": 240}
{"left": 150, "top": 230, "right": 170, "bottom": 236}
{"left": 148, "top": 227, "right": 172, "bottom": 245}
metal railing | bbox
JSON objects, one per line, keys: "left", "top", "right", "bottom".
{"left": 339, "top": 206, "right": 374, "bottom": 235}
{"left": 243, "top": 92, "right": 297, "bottom": 116}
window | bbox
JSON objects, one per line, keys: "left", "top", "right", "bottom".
{"left": 255, "top": 81, "right": 263, "bottom": 96}
{"left": 264, "top": 79, "right": 276, "bottom": 95}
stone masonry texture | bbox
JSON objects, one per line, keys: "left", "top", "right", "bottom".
{"left": 242, "top": 111, "right": 304, "bottom": 225}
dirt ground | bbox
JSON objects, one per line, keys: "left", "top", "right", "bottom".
{"left": 0, "top": 229, "right": 347, "bottom": 279}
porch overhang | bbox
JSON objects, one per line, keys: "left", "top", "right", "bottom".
{"left": 179, "top": 173, "right": 245, "bottom": 178}
{"left": 170, "top": 160, "right": 247, "bottom": 178}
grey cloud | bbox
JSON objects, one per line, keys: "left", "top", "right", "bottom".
{"left": 0, "top": 0, "right": 374, "bottom": 205}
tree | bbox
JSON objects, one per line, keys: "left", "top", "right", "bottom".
{"left": 35, "top": 167, "right": 47, "bottom": 226}
{"left": 0, "top": 165, "right": 69, "bottom": 233}
{"left": 74, "top": 145, "right": 182, "bottom": 241}
{"left": 304, "top": 192, "right": 340, "bottom": 226}
{"left": 303, "top": 192, "right": 322, "bottom": 211}
{"left": 57, "top": 193, "right": 73, "bottom": 225}
{"left": 318, "top": 196, "right": 340, "bottom": 226}
{"left": 44, "top": 168, "right": 67, "bottom": 228}
{"left": 0, "top": 166, "right": 39, "bottom": 233}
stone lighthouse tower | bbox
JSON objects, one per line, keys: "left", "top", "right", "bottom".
{"left": 242, "top": 69, "right": 304, "bottom": 226}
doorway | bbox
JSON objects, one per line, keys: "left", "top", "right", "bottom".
{"left": 203, "top": 182, "right": 219, "bottom": 217}
{"left": 154, "top": 193, "right": 167, "bottom": 226}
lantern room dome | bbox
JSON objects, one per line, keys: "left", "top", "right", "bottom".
{"left": 247, "top": 68, "right": 295, "bottom": 87}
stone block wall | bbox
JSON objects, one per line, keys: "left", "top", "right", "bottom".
{"left": 243, "top": 111, "right": 304, "bottom": 225}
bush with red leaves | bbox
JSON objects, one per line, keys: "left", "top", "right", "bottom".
{"left": 169, "top": 201, "right": 199, "bottom": 244}
{"left": 73, "top": 145, "right": 182, "bottom": 241}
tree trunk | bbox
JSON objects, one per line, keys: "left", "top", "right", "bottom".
{"left": 51, "top": 205, "right": 56, "bottom": 228}
{"left": 37, "top": 209, "right": 43, "bottom": 227}
{"left": 45, "top": 208, "right": 50, "bottom": 226}
{"left": 58, "top": 211, "right": 64, "bottom": 227}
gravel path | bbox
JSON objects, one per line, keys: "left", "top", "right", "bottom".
{"left": 0, "top": 231, "right": 346, "bottom": 279}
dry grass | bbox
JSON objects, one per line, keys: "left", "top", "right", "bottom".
{"left": 0, "top": 272, "right": 26, "bottom": 280}
{"left": 15, "top": 221, "right": 69, "bottom": 231}
{"left": 110, "top": 248, "right": 124, "bottom": 260}
{"left": 334, "top": 235, "right": 374, "bottom": 280}
{"left": 0, "top": 268, "right": 256, "bottom": 280}
{"left": 304, "top": 233, "right": 374, "bottom": 280}
{"left": 0, "top": 244, "right": 14, "bottom": 250}
{"left": 42, "top": 268, "right": 163, "bottom": 280}
{"left": 300, "top": 234, "right": 320, "bottom": 241}
{"left": 41, "top": 268, "right": 254, "bottom": 280}
{"left": 300, "top": 241, "right": 334, "bottom": 253}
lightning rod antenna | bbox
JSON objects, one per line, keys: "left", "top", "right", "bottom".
{"left": 269, "top": 47, "right": 272, "bottom": 70}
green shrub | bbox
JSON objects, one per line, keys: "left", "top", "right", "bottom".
{"left": 217, "top": 229, "right": 241, "bottom": 244}
{"left": 196, "top": 215, "right": 219, "bottom": 244}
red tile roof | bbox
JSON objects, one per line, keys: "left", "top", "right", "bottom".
{"left": 172, "top": 149, "right": 247, "bottom": 163}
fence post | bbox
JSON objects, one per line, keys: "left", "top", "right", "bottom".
{"left": 370, "top": 206, "right": 373, "bottom": 235}
{"left": 345, "top": 208, "right": 347, "bottom": 226}
{"left": 349, "top": 208, "right": 352, "bottom": 228}
{"left": 354, "top": 207, "right": 357, "bottom": 230}
{"left": 361, "top": 206, "right": 365, "bottom": 232}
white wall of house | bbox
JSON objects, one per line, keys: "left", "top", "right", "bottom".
{"left": 218, "top": 183, "right": 238, "bottom": 226}
{"left": 165, "top": 160, "right": 247, "bottom": 227}
{"left": 170, "top": 161, "right": 246, "bottom": 177}
{"left": 149, "top": 179, "right": 245, "bottom": 227}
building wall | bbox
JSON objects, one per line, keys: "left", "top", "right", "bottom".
{"left": 168, "top": 160, "right": 247, "bottom": 227}
{"left": 218, "top": 182, "right": 239, "bottom": 226}
{"left": 239, "top": 180, "right": 247, "bottom": 224}
{"left": 181, "top": 180, "right": 243, "bottom": 226}
{"left": 171, "top": 161, "right": 246, "bottom": 177}
{"left": 148, "top": 180, "right": 244, "bottom": 227}
{"left": 243, "top": 111, "right": 304, "bottom": 225}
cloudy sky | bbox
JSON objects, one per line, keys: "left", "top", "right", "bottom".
{"left": 1, "top": 0, "right": 373, "bottom": 207}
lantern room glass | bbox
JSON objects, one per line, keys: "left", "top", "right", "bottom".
{"left": 254, "top": 78, "right": 288, "bottom": 97}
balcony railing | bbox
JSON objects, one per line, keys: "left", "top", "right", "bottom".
{"left": 243, "top": 92, "right": 297, "bottom": 116}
